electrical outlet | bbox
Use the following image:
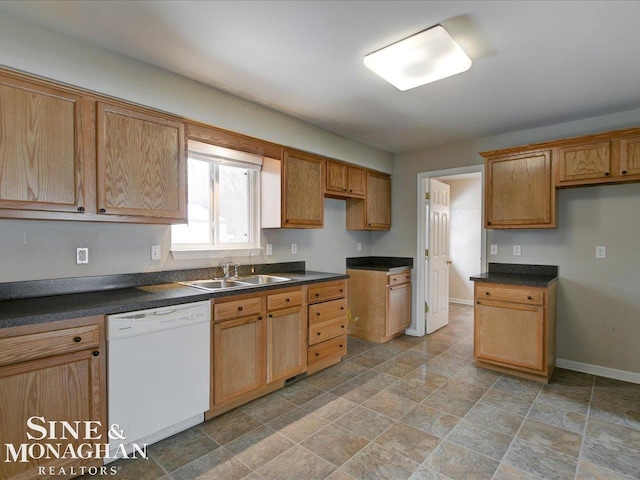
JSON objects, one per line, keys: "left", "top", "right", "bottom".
{"left": 151, "top": 244, "right": 161, "bottom": 261}
{"left": 596, "top": 245, "right": 606, "bottom": 259}
{"left": 513, "top": 245, "right": 521, "bottom": 256}
{"left": 266, "top": 243, "right": 273, "bottom": 256}
{"left": 291, "top": 243, "right": 297, "bottom": 254}
{"left": 76, "top": 247, "right": 89, "bottom": 265}
{"left": 357, "top": 242, "right": 362, "bottom": 251}
{"left": 490, "top": 244, "right": 498, "bottom": 255}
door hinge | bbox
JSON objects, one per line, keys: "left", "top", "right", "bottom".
{"left": 425, "top": 192, "right": 430, "bottom": 201}
{"left": 424, "top": 303, "right": 429, "bottom": 314}
{"left": 425, "top": 249, "right": 429, "bottom": 258}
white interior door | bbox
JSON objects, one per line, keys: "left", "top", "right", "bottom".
{"left": 426, "top": 179, "right": 451, "bottom": 334}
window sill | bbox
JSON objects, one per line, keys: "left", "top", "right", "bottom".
{"left": 171, "top": 247, "right": 262, "bottom": 261}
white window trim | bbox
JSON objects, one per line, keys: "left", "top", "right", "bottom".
{"left": 171, "top": 143, "right": 263, "bottom": 258}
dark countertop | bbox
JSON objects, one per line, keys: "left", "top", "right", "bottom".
{"left": 470, "top": 263, "right": 558, "bottom": 287}
{"left": 346, "top": 256, "right": 413, "bottom": 272}
{"left": 0, "top": 270, "right": 347, "bottom": 329}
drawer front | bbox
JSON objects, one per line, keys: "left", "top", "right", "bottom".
{"left": 214, "top": 297, "right": 262, "bottom": 322}
{"left": 309, "top": 298, "right": 346, "bottom": 326}
{"left": 309, "top": 317, "right": 347, "bottom": 345}
{"left": 267, "top": 290, "right": 304, "bottom": 311}
{"left": 307, "top": 281, "right": 346, "bottom": 304}
{"left": 0, "top": 324, "right": 100, "bottom": 367}
{"left": 308, "top": 335, "right": 346, "bottom": 365}
{"left": 477, "top": 285, "right": 544, "bottom": 306}
{"left": 388, "top": 271, "right": 411, "bottom": 286}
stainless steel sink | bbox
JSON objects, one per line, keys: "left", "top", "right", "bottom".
{"left": 180, "top": 275, "right": 291, "bottom": 292}
{"left": 237, "top": 275, "right": 291, "bottom": 285}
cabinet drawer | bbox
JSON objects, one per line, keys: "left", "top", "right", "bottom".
{"left": 477, "top": 285, "right": 544, "bottom": 306}
{"left": 308, "top": 281, "right": 346, "bottom": 304}
{"left": 388, "top": 272, "right": 411, "bottom": 286}
{"left": 309, "top": 317, "right": 347, "bottom": 345}
{"left": 267, "top": 290, "right": 303, "bottom": 311}
{"left": 0, "top": 324, "right": 100, "bottom": 367}
{"left": 214, "top": 297, "right": 262, "bottom": 322}
{"left": 308, "top": 335, "right": 346, "bottom": 365}
{"left": 309, "top": 298, "right": 346, "bottom": 325}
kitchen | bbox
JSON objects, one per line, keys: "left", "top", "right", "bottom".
{"left": 1, "top": 2, "right": 639, "bottom": 480}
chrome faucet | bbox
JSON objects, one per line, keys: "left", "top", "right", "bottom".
{"left": 223, "top": 262, "right": 240, "bottom": 278}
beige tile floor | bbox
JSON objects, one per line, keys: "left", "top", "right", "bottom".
{"left": 95, "top": 304, "right": 640, "bottom": 480}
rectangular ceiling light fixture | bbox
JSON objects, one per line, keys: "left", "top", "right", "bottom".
{"left": 364, "top": 25, "right": 472, "bottom": 91}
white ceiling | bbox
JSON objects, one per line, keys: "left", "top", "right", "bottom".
{"left": 2, "top": 0, "right": 640, "bottom": 154}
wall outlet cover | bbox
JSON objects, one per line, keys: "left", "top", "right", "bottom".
{"left": 357, "top": 242, "right": 362, "bottom": 251}
{"left": 513, "top": 245, "right": 521, "bottom": 256}
{"left": 76, "top": 247, "right": 89, "bottom": 265}
{"left": 490, "top": 244, "right": 498, "bottom": 255}
{"left": 596, "top": 245, "right": 606, "bottom": 259}
{"left": 291, "top": 243, "right": 297, "bottom": 254}
{"left": 266, "top": 243, "right": 273, "bottom": 256}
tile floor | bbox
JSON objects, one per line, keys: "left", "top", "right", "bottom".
{"left": 95, "top": 304, "right": 640, "bottom": 480}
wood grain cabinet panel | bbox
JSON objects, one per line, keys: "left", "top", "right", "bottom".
{"left": 266, "top": 305, "right": 306, "bottom": 384}
{"left": 96, "top": 102, "right": 186, "bottom": 221}
{"left": 474, "top": 282, "right": 557, "bottom": 382}
{"left": 484, "top": 150, "right": 555, "bottom": 228}
{"left": 619, "top": 135, "right": 640, "bottom": 178}
{"left": 346, "top": 171, "right": 391, "bottom": 231}
{"left": 555, "top": 141, "right": 612, "bottom": 186}
{"left": 307, "top": 280, "right": 347, "bottom": 373}
{"left": 0, "top": 316, "right": 105, "bottom": 480}
{"left": 281, "top": 149, "right": 324, "bottom": 228}
{"left": 387, "top": 282, "right": 412, "bottom": 337}
{"left": 326, "top": 161, "right": 366, "bottom": 198}
{"left": 0, "top": 73, "right": 87, "bottom": 215}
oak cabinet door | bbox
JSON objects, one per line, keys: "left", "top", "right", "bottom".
{"left": 619, "top": 135, "right": 640, "bottom": 178}
{"left": 0, "top": 349, "right": 103, "bottom": 480}
{"left": 556, "top": 141, "right": 612, "bottom": 186}
{"left": 326, "top": 160, "right": 348, "bottom": 194}
{"left": 474, "top": 301, "right": 544, "bottom": 372}
{"left": 266, "top": 306, "right": 306, "bottom": 384}
{"left": 366, "top": 171, "right": 391, "bottom": 229}
{"left": 387, "top": 282, "right": 411, "bottom": 337}
{"left": 347, "top": 166, "right": 366, "bottom": 197}
{"left": 0, "top": 74, "right": 86, "bottom": 214}
{"left": 485, "top": 150, "right": 555, "bottom": 228}
{"left": 96, "top": 102, "right": 186, "bottom": 221}
{"left": 213, "top": 315, "right": 265, "bottom": 406}
{"left": 282, "top": 149, "right": 324, "bottom": 227}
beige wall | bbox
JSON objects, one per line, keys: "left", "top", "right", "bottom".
{"left": 443, "top": 177, "right": 482, "bottom": 304}
{"left": 0, "top": 12, "right": 390, "bottom": 282}
{"left": 375, "top": 109, "right": 640, "bottom": 375}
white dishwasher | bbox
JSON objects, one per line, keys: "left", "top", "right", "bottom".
{"left": 106, "top": 301, "right": 210, "bottom": 460}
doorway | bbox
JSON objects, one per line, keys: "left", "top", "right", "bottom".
{"left": 413, "top": 166, "right": 485, "bottom": 337}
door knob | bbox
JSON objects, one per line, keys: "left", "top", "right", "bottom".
{"left": 446, "top": 260, "right": 453, "bottom": 265}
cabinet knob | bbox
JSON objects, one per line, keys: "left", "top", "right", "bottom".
{"left": 340, "top": 307, "right": 344, "bottom": 310}
{"left": 349, "top": 189, "right": 353, "bottom": 193}
{"left": 285, "top": 219, "right": 289, "bottom": 223}
{"left": 258, "top": 316, "right": 263, "bottom": 320}
{"left": 77, "top": 206, "right": 85, "bottom": 212}
{"left": 339, "top": 289, "right": 343, "bottom": 293}
{"left": 339, "top": 344, "right": 343, "bottom": 348}
{"left": 99, "top": 208, "right": 106, "bottom": 213}
{"left": 527, "top": 296, "right": 532, "bottom": 300}
{"left": 343, "top": 188, "right": 347, "bottom": 192}
{"left": 238, "top": 306, "right": 243, "bottom": 311}
{"left": 74, "top": 336, "right": 82, "bottom": 343}
{"left": 315, "top": 352, "right": 320, "bottom": 357}
{"left": 622, "top": 170, "right": 628, "bottom": 175}
{"left": 316, "top": 312, "right": 321, "bottom": 316}
{"left": 476, "top": 301, "right": 480, "bottom": 304}
{"left": 341, "top": 325, "right": 345, "bottom": 329}
{"left": 92, "top": 351, "right": 100, "bottom": 357}
{"left": 285, "top": 298, "right": 290, "bottom": 302}
{"left": 317, "top": 332, "right": 321, "bottom": 336}
{"left": 485, "top": 291, "right": 490, "bottom": 296}
{"left": 605, "top": 172, "right": 610, "bottom": 176}
{"left": 487, "top": 221, "right": 492, "bottom": 226}
{"left": 268, "top": 314, "right": 273, "bottom": 318}
{"left": 315, "top": 293, "right": 320, "bottom": 297}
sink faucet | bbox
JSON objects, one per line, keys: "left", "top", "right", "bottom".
{"left": 223, "top": 262, "right": 240, "bottom": 278}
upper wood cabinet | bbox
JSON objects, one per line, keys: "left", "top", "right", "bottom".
{"left": 619, "top": 134, "right": 640, "bottom": 180}
{"left": 483, "top": 149, "right": 556, "bottom": 229}
{"left": 326, "top": 160, "right": 366, "bottom": 198}
{"left": 346, "top": 171, "right": 391, "bottom": 230}
{"left": 281, "top": 149, "right": 324, "bottom": 228}
{"left": 96, "top": 102, "right": 186, "bottom": 221}
{"left": 0, "top": 72, "right": 89, "bottom": 216}
{"left": 555, "top": 141, "right": 612, "bottom": 186}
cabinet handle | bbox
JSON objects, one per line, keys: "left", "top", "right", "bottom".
{"left": 340, "top": 307, "right": 344, "bottom": 310}
{"left": 339, "top": 344, "right": 343, "bottom": 348}
{"left": 605, "top": 172, "right": 610, "bottom": 177}
{"left": 99, "top": 208, "right": 106, "bottom": 213}
{"left": 621, "top": 170, "right": 628, "bottom": 175}
{"left": 285, "top": 219, "right": 289, "bottom": 223}
{"left": 485, "top": 291, "right": 490, "bottom": 296}
{"left": 73, "top": 336, "right": 82, "bottom": 343}
{"left": 339, "top": 289, "right": 344, "bottom": 293}
{"left": 341, "top": 325, "right": 345, "bottom": 329}
{"left": 317, "top": 332, "right": 321, "bottom": 336}
{"left": 487, "top": 221, "right": 492, "bottom": 225}
{"left": 315, "top": 352, "right": 320, "bottom": 357}
{"left": 268, "top": 314, "right": 273, "bottom": 318}
{"left": 258, "top": 316, "right": 263, "bottom": 320}
{"left": 315, "top": 293, "right": 320, "bottom": 297}
{"left": 238, "top": 306, "right": 243, "bottom": 311}
{"left": 349, "top": 189, "right": 353, "bottom": 193}
{"left": 343, "top": 188, "right": 347, "bottom": 192}
{"left": 92, "top": 351, "right": 100, "bottom": 357}
{"left": 527, "top": 296, "right": 532, "bottom": 300}
{"left": 77, "top": 206, "right": 85, "bottom": 212}
{"left": 316, "top": 312, "right": 321, "bottom": 316}
{"left": 476, "top": 301, "right": 480, "bottom": 304}
{"left": 285, "top": 298, "right": 290, "bottom": 302}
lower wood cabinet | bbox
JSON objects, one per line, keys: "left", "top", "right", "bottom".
{"left": 474, "top": 282, "right": 557, "bottom": 382}
{"left": 0, "top": 316, "right": 106, "bottom": 480}
{"left": 347, "top": 269, "right": 412, "bottom": 343}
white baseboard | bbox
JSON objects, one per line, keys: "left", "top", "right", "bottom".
{"left": 556, "top": 358, "right": 640, "bottom": 385}
{"left": 404, "top": 328, "right": 420, "bottom": 337}
{"left": 449, "top": 298, "right": 473, "bottom": 306}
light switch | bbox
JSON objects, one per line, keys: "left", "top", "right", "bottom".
{"left": 596, "top": 245, "right": 606, "bottom": 259}
{"left": 513, "top": 245, "right": 521, "bottom": 256}
{"left": 266, "top": 243, "right": 273, "bottom": 256}
{"left": 490, "top": 244, "right": 498, "bottom": 255}
{"left": 151, "top": 245, "right": 161, "bottom": 261}
{"left": 291, "top": 243, "right": 297, "bottom": 254}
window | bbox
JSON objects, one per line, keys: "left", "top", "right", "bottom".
{"left": 171, "top": 141, "right": 262, "bottom": 256}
